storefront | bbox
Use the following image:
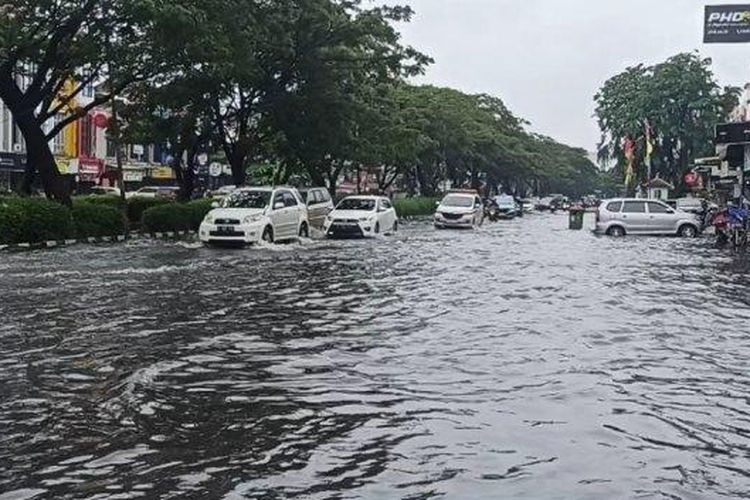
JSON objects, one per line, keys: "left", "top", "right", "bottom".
{"left": 78, "top": 158, "right": 104, "bottom": 186}
{"left": 0, "top": 152, "right": 25, "bottom": 193}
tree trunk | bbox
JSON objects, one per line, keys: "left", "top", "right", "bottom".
{"left": 228, "top": 154, "right": 247, "bottom": 186}
{"left": 15, "top": 112, "right": 70, "bottom": 205}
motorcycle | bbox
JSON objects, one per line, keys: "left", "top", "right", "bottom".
{"left": 484, "top": 199, "right": 500, "bottom": 222}
{"left": 728, "top": 207, "right": 749, "bottom": 251}
{"left": 711, "top": 208, "right": 730, "bottom": 247}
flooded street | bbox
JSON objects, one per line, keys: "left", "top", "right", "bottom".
{"left": 2, "top": 214, "right": 750, "bottom": 500}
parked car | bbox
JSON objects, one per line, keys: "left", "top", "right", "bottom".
{"left": 298, "top": 187, "right": 334, "bottom": 229}
{"left": 670, "top": 197, "right": 716, "bottom": 215}
{"left": 323, "top": 196, "right": 398, "bottom": 238}
{"left": 126, "top": 186, "right": 179, "bottom": 199}
{"left": 208, "top": 185, "right": 237, "bottom": 200}
{"left": 494, "top": 195, "right": 520, "bottom": 219}
{"left": 90, "top": 186, "right": 121, "bottom": 197}
{"left": 595, "top": 198, "right": 701, "bottom": 238}
{"left": 434, "top": 191, "right": 485, "bottom": 229}
{"left": 199, "top": 186, "right": 309, "bottom": 245}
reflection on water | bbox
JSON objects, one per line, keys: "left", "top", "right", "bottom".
{"left": 1, "top": 215, "right": 749, "bottom": 499}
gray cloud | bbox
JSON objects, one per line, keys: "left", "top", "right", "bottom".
{"left": 383, "top": 0, "right": 750, "bottom": 151}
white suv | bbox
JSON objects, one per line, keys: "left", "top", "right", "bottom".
{"left": 199, "top": 187, "right": 309, "bottom": 245}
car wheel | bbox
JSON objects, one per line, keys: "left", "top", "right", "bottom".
{"left": 374, "top": 222, "right": 380, "bottom": 234}
{"left": 607, "top": 226, "right": 626, "bottom": 237}
{"left": 299, "top": 222, "right": 309, "bottom": 238}
{"left": 678, "top": 224, "right": 698, "bottom": 238}
{"left": 262, "top": 226, "right": 274, "bottom": 243}
{"left": 393, "top": 220, "right": 398, "bottom": 232}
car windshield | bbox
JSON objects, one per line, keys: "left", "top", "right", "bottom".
{"left": 337, "top": 198, "right": 376, "bottom": 211}
{"left": 495, "top": 196, "right": 515, "bottom": 206}
{"left": 442, "top": 195, "right": 473, "bottom": 208}
{"left": 222, "top": 191, "right": 271, "bottom": 209}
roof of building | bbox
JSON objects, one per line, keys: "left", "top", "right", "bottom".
{"left": 646, "top": 178, "right": 674, "bottom": 189}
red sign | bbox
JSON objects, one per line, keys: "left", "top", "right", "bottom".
{"left": 684, "top": 172, "right": 699, "bottom": 187}
{"left": 93, "top": 113, "right": 109, "bottom": 129}
{"left": 79, "top": 158, "right": 103, "bottom": 175}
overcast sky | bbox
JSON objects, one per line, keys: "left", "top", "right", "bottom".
{"left": 383, "top": 0, "right": 750, "bottom": 152}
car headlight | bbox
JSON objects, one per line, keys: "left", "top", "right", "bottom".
{"left": 203, "top": 215, "right": 214, "bottom": 224}
{"left": 243, "top": 214, "right": 263, "bottom": 224}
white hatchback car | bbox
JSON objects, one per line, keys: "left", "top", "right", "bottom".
{"left": 323, "top": 196, "right": 398, "bottom": 238}
{"left": 199, "top": 187, "right": 309, "bottom": 245}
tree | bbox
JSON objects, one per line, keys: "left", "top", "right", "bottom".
{"left": 595, "top": 52, "right": 739, "bottom": 192}
{"left": 267, "top": 1, "right": 430, "bottom": 194}
{"left": 0, "top": 0, "right": 162, "bottom": 204}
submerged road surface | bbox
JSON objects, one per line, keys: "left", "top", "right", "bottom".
{"left": 1, "top": 215, "right": 750, "bottom": 499}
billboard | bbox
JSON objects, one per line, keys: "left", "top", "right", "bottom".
{"left": 705, "top": 5, "right": 750, "bottom": 43}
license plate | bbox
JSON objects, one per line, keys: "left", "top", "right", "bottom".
{"left": 218, "top": 226, "right": 235, "bottom": 233}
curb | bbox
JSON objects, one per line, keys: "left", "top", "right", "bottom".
{"left": 0, "top": 231, "right": 197, "bottom": 252}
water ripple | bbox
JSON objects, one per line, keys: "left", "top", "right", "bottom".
{"left": 1, "top": 215, "right": 749, "bottom": 499}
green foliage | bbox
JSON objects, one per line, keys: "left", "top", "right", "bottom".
{"left": 393, "top": 197, "right": 439, "bottom": 218}
{"left": 73, "top": 196, "right": 124, "bottom": 209}
{"left": 70, "top": 203, "right": 126, "bottom": 239}
{"left": 141, "top": 203, "right": 196, "bottom": 233}
{"left": 126, "top": 197, "right": 172, "bottom": 226}
{"left": 187, "top": 199, "right": 214, "bottom": 229}
{"left": 595, "top": 52, "right": 739, "bottom": 188}
{"left": 0, "top": 197, "right": 73, "bottom": 244}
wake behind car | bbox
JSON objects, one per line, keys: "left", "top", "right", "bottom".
{"left": 595, "top": 198, "right": 701, "bottom": 238}
{"left": 324, "top": 196, "right": 398, "bottom": 238}
{"left": 199, "top": 187, "right": 309, "bottom": 245}
{"left": 434, "top": 191, "right": 484, "bottom": 229}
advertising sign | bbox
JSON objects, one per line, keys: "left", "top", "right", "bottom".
{"left": 151, "top": 167, "right": 175, "bottom": 180}
{"left": 704, "top": 5, "right": 750, "bottom": 43}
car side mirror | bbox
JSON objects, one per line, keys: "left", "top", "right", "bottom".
{"left": 274, "top": 201, "right": 285, "bottom": 210}
{"left": 211, "top": 201, "right": 219, "bottom": 209}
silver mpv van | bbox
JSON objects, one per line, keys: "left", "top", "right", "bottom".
{"left": 595, "top": 198, "right": 701, "bottom": 238}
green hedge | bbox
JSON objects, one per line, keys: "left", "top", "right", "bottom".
{"left": 0, "top": 197, "right": 74, "bottom": 245}
{"left": 188, "top": 199, "right": 215, "bottom": 228}
{"left": 394, "top": 197, "right": 439, "bottom": 218}
{"left": 141, "top": 199, "right": 215, "bottom": 233}
{"left": 127, "top": 197, "right": 172, "bottom": 226}
{"left": 73, "top": 195, "right": 124, "bottom": 209}
{"left": 71, "top": 203, "right": 126, "bottom": 239}
{"left": 141, "top": 203, "right": 194, "bottom": 233}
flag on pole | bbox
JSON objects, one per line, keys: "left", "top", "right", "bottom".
{"left": 644, "top": 119, "right": 654, "bottom": 181}
{"left": 623, "top": 136, "right": 635, "bottom": 187}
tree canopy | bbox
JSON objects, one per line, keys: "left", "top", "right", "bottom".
{"left": 595, "top": 52, "right": 739, "bottom": 192}
{"left": 0, "top": 0, "right": 605, "bottom": 202}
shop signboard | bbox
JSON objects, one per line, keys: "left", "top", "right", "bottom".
{"left": 0, "top": 153, "right": 23, "bottom": 171}
{"left": 151, "top": 166, "right": 175, "bottom": 180}
{"left": 705, "top": 5, "right": 750, "bottom": 43}
{"left": 123, "top": 170, "right": 145, "bottom": 182}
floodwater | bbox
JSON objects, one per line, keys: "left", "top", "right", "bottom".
{"left": 1, "top": 215, "right": 749, "bottom": 500}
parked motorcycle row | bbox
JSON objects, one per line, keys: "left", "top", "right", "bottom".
{"left": 709, "top": 205, "right": 750, "bottom": 250}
